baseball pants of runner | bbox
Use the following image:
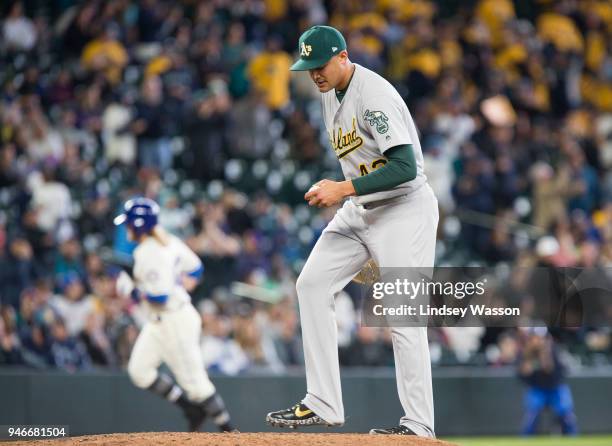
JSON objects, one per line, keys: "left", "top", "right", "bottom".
{"left": 128, "top": 303, "right": 216, "bottom": 402}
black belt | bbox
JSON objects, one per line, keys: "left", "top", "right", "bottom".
{"left": 362, "top": 194, "right": 408, "bottom": 210}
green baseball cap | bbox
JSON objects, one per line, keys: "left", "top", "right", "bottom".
{"left": 290, "top": 25, "right": 347, "bottom": 71}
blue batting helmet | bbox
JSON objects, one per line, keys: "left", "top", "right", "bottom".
{"left": 113, "top": 197, "right": 160, "bottom": 236}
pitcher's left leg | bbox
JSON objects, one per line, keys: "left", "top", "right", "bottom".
{"left": 369, "top": 186, "right": 439, "bottom": 437}
{"left": 388, "top": 326, "right": 435, "bottom": 437}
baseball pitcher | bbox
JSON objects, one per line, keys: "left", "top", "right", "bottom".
{"left": 266, "top": 26, "right": 439, "bottom": 437}
{"left": 114, "top": 198, "right": 234, "bottom": 432}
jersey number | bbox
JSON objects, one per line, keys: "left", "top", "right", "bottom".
{"left": 359, "top": 158, "right": 387, "bottom": 176}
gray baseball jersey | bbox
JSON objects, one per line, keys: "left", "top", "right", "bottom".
{"left": 321, "top": 63, "right": 427, "bottom": 204}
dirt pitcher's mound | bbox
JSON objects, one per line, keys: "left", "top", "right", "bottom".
{"left": 10, "top": 432, "right": 457, "bottom": 446}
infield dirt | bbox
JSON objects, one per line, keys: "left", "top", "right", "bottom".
{"left": 10, "top": 432, "right": 458, "bottom": 445}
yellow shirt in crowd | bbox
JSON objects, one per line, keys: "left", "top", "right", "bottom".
{"left": 81, "top": 38, "right": 128, "bottom": 84}
{"left": 248, "top": 51, "right": 292, "bottom": 110}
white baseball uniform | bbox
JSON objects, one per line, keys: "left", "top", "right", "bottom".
{"left": 299, "top": 63, "right": 438, "bottom": 436}
{"left": 127, "top": 233, "right": 216, "bottom": 403}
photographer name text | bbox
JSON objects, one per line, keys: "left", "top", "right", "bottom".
{"left": 372, "top": 304, "right": 520, "bottom": 318}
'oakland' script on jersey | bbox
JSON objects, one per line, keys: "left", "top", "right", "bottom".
{"left": 330, "top": 117, "right": 364, "bottom": 159}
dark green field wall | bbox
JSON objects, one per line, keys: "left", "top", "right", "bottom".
{"left": 0, "top": 368, "right": 610, "bottom": 436}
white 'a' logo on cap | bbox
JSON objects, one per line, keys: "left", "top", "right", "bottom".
{"left": 301, "top": 41, "right": 312, "bottom": 56}
{"left": 332, "top": 46, "right": 338, "bottom": 52}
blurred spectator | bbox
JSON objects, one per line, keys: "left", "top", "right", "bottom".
{"left": 21, "top": 323, "right": 53, "bottom": 368}
{"left": 50, "top": 274, "right": 94, "bottom": 337}
{"left": 248, "top": 35, "right": 292, "bottom": 112}
{"left": 158, "top": 193, "right": 191, "bottom": 236}
{"left": 23, "top": 111, "right": 64, "bottom": 165}
{"left": 268, "top": 299, "right": 303, "bottom": 366}
{"left": 342, "top": 326, "right": 393, "bottom": 367}
{"left": 27, "top": 167, "right": 72, "bottom": 234}
{"left": 187, "top": 200, "right": 241, "bottom": 259}
{"left": 489, "top": 331, "right": 520, "bottom": 367}
{"left": 183, "top": 83, "right": 231, "bottom": 182}
{"left": 227, "top": 91, "right": 273, "bottom": 158}
{"left": 80, "top": 312, "right": 116, "bottom": 367}
{"left": 54, "top": 239, "right": 85, "bottom": 281}
{"left": 138, "top": 0, "right": 166, "bottom": 43}
{"left": 423, "top": 136, "right": 455, "bottom": 213}
{"left": 115, "top": 322, "right": 139, "bottom": 368}
{"left": 565, "top": 142, "right": 600, "bottom": 213}
{"left": 81, "top": 23, "right": 128, "bottom": 85}
{"left": 79, "top": 192, "right": 114, "bottom": 241}
{"left": 2, "top": 2, "right": 37, "bottom": 53}
{"left": 3, "top": 237, "right": 41, "bottom": 307}
{"left": 442, "top": 326, "right": 485, "bottom": 363}
{"left": 62, "top": 3, "right": 100, "bottom": 56}
{"left": 0, "top": 306, "right": 24, "bottom": 365}
{"left": 49, "top": 319, "right": 92, "bottom": 372}
{"left": 453, "top": 148, "right": 495, "bottom": 254}
{"left": 200, "top": 301, "right": 249, "bottom": 376}
{"left": 0, "top": 143, "right": 19, "bottom": 189}
{"left": 336, "top": 291, "right": 357, "bottom": 356}
{"left": 232, "top": 306, "right": 284, "bottom": 372}
{"left": 47, "top": 70, "right": 75, "bottom": 105}
{"left": 127, "top": 75, "right": 174, "bottom": 171}
{"left": 285, "top": 109, "right": 322, "bottom": 163}
{"left": 223, "top": 22, "right": 249, "bottom": 98}
{"left": 29, "top": 279, "right": 60, "bottom": 328}
{"left": 518, "top": 328, "right": 578, "bottom": 435}
{"left": 102, "top": 94, "right": 137, "bottom": 165}
{"left": 531, "top": 162, "right": 571, "bottom": 230}
{"left": 483, "top": 218, "right": 516, "bottom": 263}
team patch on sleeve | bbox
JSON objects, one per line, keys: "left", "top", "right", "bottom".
{"left": 363, "top": 109, "right": 389, "bottom": 134}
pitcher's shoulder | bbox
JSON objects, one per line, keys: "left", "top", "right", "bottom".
{"left": 355, "top": 66, "right": 402, "bottom": 101}
{"left": 355, "top": 65, "right": 394, "bottom": 89}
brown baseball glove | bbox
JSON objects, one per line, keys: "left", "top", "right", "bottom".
{"left": 352, "top": 259, "right": 380, "bottom": 285}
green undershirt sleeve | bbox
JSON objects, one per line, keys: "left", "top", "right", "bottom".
{"left": 351, "top": 144, "right": 417, "bottom": 196}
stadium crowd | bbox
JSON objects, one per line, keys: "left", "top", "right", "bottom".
{"left": 1, "top": 0, "right": 612, "bottom": 373}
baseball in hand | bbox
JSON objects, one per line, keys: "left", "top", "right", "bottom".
{"left": 308, "top": 184, "right": 320, "bottom": 193}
